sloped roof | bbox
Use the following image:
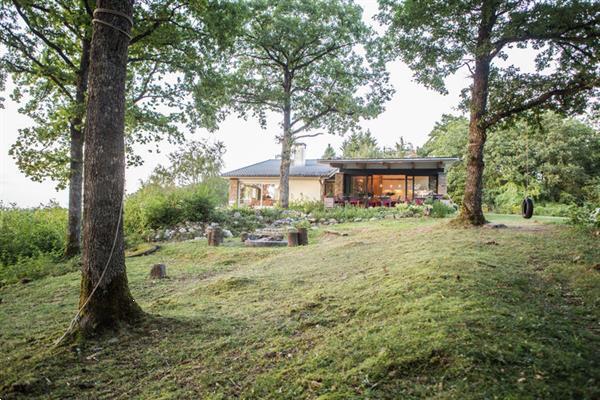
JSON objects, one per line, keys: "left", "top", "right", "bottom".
{"left": 222, "top": 159, "right": 337, "bottom": 178}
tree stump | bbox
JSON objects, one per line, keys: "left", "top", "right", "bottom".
{"left": 207, "top": 226, "right": 223, "bottom": 246}
{"left": 149, "top": 264, "right": 167, "bottom": 279}
{"left": 287, "top": 231, "right": 299, "bottom": 247}
{"left": 297, "top": 227, "right": 308, "bottom": 246}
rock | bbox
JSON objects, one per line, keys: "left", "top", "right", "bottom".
{"left": 107, "top": 337, "right": 119, "bottom": 344}
{"left": 193, "top": 236, "right": 204, "bottom": 241}
{"left": 149, "top": 264, "right": 167, "bottom": 279}
{"left": 370, "top": 217, "right": 378, "bottom": 221}
{"left": 385, "top": 214, "right": 395, "bottom": 219}
{"left": 222, "top": 229, "right": 233, "bottom": 238}
{"left": 233, "top": 211, "right": 241, "bottom": 218}
{"left": 354, "top": 218, "right": 362, "bottom": 222}
{"left": 328, "top": 219, "right": 338, "bottom": 224}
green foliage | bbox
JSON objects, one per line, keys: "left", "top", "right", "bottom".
{"left": 0, "top": 254, "right": 80, "bottom": 286}
{"left": 307, "top": 203, "right": 424, "bottom": 222}
{"left": 341, "top": 131, "right": 381, "bottom": 158}
{"left": 0, "top": 1, "right": 239, "bottom": 188}
{"left": 124, "top": 183, "right": 222, "bottom": 238}
{"left": 568, "top": 204, "right": 600, "bottom": 230}
{"left": 420, "top": 112, "right": 600, "bottom": 210}
{"left": 377, "top": 0, "right": 600, "bottom": 123}
{"left": 197, "top": 0, "right": 393, "bottom": 149}
{"left": 146, "top": 141, "right": 226, "bottom": 187}
{"left": 321, "top": 143, "right": 337, "bottom": 159}
{"left": 429, "top": 200, "right": 456, "bottom": 218}
{"left": 289, "top": 200, "right": 325, "bottom": 214}
{"left": 0, "top": 202, "right": 67, "bottom": 267}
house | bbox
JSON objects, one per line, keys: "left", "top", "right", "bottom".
{"left": 222, "top": 144, "right": 458, "bottom": 207}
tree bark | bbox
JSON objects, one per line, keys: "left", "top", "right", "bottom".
{"left": 64, "top": 38, "right": 91, "bottom": 258}
{"left": 279, "top": 71, "right": 293, "bottom": 208}
{"left": 458, "top": 1, "right": 497, "bottom": 226}
{"left": 78, "top": 0, "right": 141, "bottom": 335}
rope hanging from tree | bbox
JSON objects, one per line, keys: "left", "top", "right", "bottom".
{"left": 522, "top": 131, "right": 534, "bottom": 219}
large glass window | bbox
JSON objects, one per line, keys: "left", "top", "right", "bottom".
{"left": 381, "top": 175, "right": 406, "bottom": 200}
{"left": 350, "top": 176, "right": 368, "bottom": 196}
{"left": 414, "top": 176, "right": 430, "bottom": 197}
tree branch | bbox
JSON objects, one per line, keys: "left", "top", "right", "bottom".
{"left": 483, "top": 78, "right": 598, "bottom": 129}
{"left": 294, "top": 132, "right": 325, "bottom": 140}
{"left": 290, "top": 106, "right": 334, "bottom": 133}
{"left": 129, "top": 2, "right": 182, "bottom": 45}
{"left": 11, "top": 0, "right": 77, "bottom": 70}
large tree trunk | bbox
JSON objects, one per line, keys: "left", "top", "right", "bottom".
{"left": 64, "top": 38, "right": 91, "bottom": 258}
{"left": 458, "top": 1, "right": 496, "bottom": 226}
{"left": 279, "top": 72, "right": 292, "bottom": 208}
{"left": 78, "top": 0, "right": 141, "bottom": 335}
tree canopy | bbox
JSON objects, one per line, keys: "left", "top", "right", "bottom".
{"left": 420, "top": 112, "right": 600, "bottom": 210}
{"left": 146, "top": 140, "right": 226, "bottom": 187}
{"left": 0, "top": 0, "right": 235, "bottom": 187}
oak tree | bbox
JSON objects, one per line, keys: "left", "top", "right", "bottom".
{"left": 196, "top": 0, "right": 392, "bottom": 208}
{"left": 378, "top": 0, "right": 599, "bottom": 225}
{"left": 0, "top": 0, "right": 227, "bottom": 256}
{"left": 78, "top": 0, "right": 139, "bottom": 334}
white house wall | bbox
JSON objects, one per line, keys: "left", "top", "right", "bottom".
{"left": 235, "top": 177, "right": 323, "bottom": 203}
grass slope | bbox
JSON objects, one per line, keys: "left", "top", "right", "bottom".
{"left": 1, "top": 215, "right": 598, "bottom": 399}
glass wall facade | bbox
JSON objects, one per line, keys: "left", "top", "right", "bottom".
{"left": 345, "top": 174, "right": 437, "bottom": 201}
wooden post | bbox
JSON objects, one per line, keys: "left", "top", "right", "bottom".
{"left": 207, "top": 226, "right": 223, "bottom": 246}
{"left": 149, "top": 264, "right": 167, "bottom": 279}
{"left": 297, "top": 227, "right": 308, "bottom": 246}
{"left": 287, "top": 231, "right": 299, "bottom": 247}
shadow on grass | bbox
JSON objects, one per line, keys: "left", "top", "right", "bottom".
{"left": 1, "top": 311, "right": 248, "bottom": 399}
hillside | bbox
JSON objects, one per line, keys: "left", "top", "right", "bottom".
{"left": 1, "top": 215, "right": 598, "bottom": 399}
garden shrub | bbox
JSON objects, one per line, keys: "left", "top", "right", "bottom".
{"left": 124, "top": 183, "right": 220, "bottom": 240}
{"left": 0, "top": 202, "right": 67, "bottom": 267}
{"left": 289, "top": 200, "right": 325, "bottom": 214}
{"left": 568, "top": 204, "right": 600, "bottom": 230}
{"left": 429, "top": 200, "right": 456, "bottom": 218}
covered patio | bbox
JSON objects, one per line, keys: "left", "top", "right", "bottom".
{"left": 321, "top": 157, "right": 457, "bottom": 207}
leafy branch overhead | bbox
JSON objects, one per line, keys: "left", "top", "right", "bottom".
{"left": 195, "top": 0, "right": 394, "bottom": 143}
{"left": 0, "top": 0, "right": 238, "bottom": 188}
{"left": 378, "top": 0, "right": 600, "bottom": 128}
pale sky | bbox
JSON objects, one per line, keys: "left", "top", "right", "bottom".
{"left": 0, "top": 0, "right": 522, "bottom": 207}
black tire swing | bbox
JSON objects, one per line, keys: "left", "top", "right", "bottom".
{"left": 521, "top": 133, "right": 534, "bottom": 219}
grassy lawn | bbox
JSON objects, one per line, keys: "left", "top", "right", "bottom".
{"left": 1, "top": 215, "right": 598, "bottom": 399}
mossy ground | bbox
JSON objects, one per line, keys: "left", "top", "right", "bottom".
{"left": 1, "top": 215, "right": 598, "bottom": 399}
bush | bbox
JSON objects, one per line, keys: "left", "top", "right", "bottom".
{"left": 289, "top": 200, "right": 325, "bottom": 214}
{"left": 124, "top": 183, "right": 220, "bottom": 241}
{"left": 0, "top": 254, "right": 80, "bottom": 285}
{"left": 429, "top": 200, "right": 456, "bottom": 218}
{"left": 0, "top": 202, "right": 67, "bottom": 267}
{"left": 568, "top": 204, "right": 600, "bottom": 230}
{"left": 534, "top": 203, "right": 571, "bottom": 217}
